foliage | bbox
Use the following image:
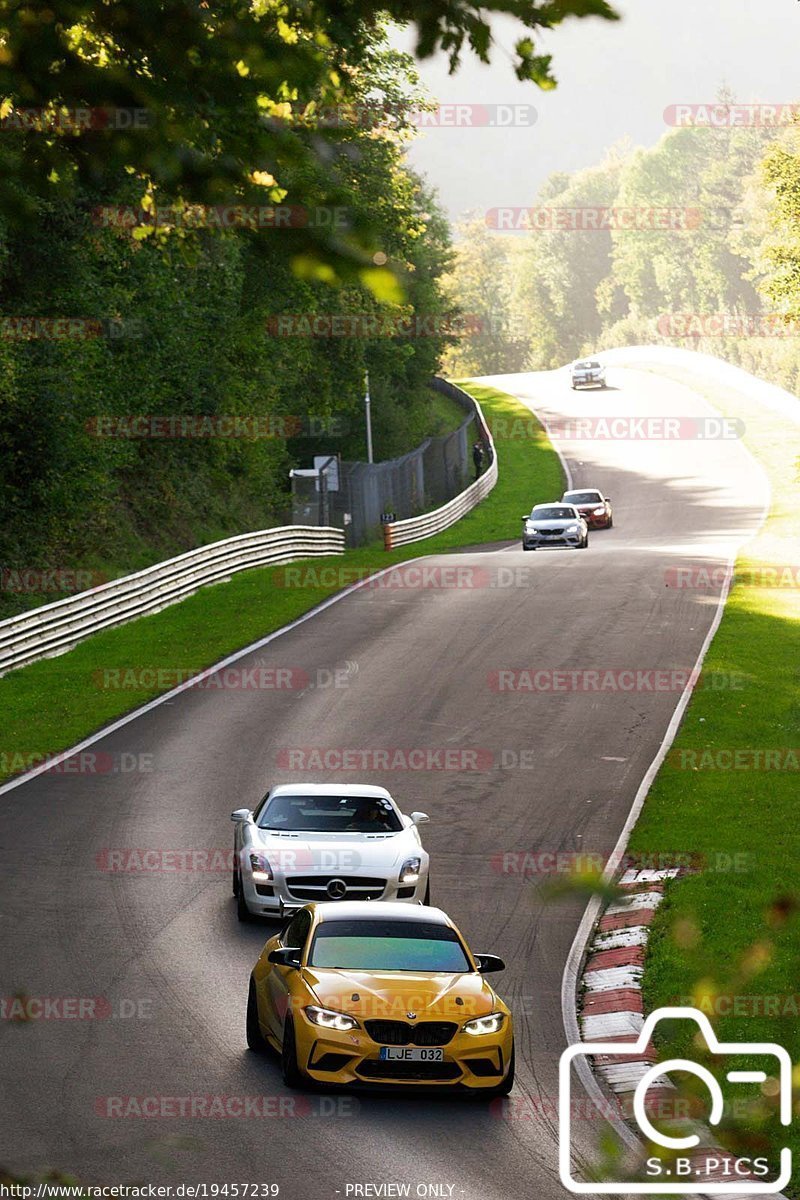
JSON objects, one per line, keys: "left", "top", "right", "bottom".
{"left": 0, "top": 0, "right": 618, "bottom": 279}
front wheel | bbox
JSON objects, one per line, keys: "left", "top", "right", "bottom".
{"left": 581, "top": 534, "right": 589, "bottom": 549}
{"left": 281, "top": 1018, "right": 305, "bottom": 1089}
{"left": 246, "top": 979, "right": 267, "bottom": 1052}
{"left": 236, "top": 870, "right": 252, "bottom": 922}
{"left": 423, "top": 878, "right": 431, "bottom": 905}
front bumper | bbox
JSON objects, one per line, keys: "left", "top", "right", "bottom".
{"left": 239, "top": 860, "right": 427, "bottom": 916}
{"left": 523, "top": 532, "right": 584, "bottom": 549}
{"left": 572, "top": 375, "right": 605, "bottom": 388}
{"left": 295, "top": 1015, "right": 514, "bottom": 1091}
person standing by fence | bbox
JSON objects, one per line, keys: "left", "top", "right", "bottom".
{"left": 472, "top": 439, "right": 485, "bottom": 480}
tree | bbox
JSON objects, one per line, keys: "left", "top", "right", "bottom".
{"left": 0, "top": 0, "right": 618, "bottom": 284}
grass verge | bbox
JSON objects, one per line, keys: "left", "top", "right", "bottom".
{"left": 624, "top": 365, "right": 800, "bottom": 1187}
{"left": 0, "top": 382, "right": 562, "bottom": 786}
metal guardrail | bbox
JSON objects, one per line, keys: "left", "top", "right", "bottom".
{"left": 382, "top": 383, "right": 497, "bottom": 549}
{"left": 0, "top": 526, "right": 345, "bottom": 676}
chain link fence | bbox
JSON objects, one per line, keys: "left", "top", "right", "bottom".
{"left": 290, "top": 379, "right": 483, "bottom": 546}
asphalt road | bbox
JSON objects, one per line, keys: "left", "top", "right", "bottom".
{"left": 0, "top": 364, "right": 769, "bottom": 1199}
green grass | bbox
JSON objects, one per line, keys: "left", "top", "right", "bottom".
{"left": 624, "top": 367, "right": 800, "bottom": 1187}
{"left": 0, "top": 382, "right": 563, "bottom": 785}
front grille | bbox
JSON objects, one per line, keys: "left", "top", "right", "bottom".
{"left": 286, "top": 875, "right": 386, "bottom": 901}
{"left": 357, "top": 1060, "right": 462, "bottom": 1082}
{"left": 364, "top": 1020, "right": 457, "bottom": 1047}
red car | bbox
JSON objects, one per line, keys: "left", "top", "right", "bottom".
{"left": 561, "top": 488, "right": 613, "bottom": 529}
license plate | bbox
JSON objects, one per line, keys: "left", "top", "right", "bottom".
{"left": 379, "top": 1047, "right": 444, "bottom": 1062}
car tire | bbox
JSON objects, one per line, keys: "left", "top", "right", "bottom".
{"left": 246, "top": 979, "right": 267, "bottom": 1052}
{"left": 281, "top": 1018, "right": 304, "bottom": 1089}
{"left": 232, "top": 857, "right": 239, "bottom": 896}
{"left": 423, "top": 879, "right": 431, "bottom": 905}
{"left": 486, "top": 1043, "right": 515, "bottom": 1098}
{"left": 607, "top": 516, "right": 613, "bottom": 528}
{"left": 236, "top": 870, "right": 252, "bottom": 923}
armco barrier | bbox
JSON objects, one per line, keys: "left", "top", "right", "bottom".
{"left": 0, "top": 526, "right": 345, "bottom": 676}
{"left": 383, "top": 382, "right": 497, "bottom": 549}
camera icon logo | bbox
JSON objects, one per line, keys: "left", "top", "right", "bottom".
{"left": 559, "top": 1006, "right": 792, "bottom": 1194}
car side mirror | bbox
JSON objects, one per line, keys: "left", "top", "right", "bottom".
{"left": 231, "top": 808, "right": 252, "bottom": 822}
{"left": 410, "top": 811, "right": 430, "bottom": 826}
{"left": 605, "top": 497, "right": 611, "bottom": 502}
{"left": 268, "top": 947, "right": 302, "bottom": 969}
{"left": 474, "top": 953, "right": 505, "bottom": 974}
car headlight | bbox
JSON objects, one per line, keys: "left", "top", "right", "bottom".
{"left": 566, "top": 524, "right": 580, "bottom": 534}
{"left": 249, "top": 852, "right": 273, "bottom": 883}
{"left": 399, "top": 856, "right": 422, "bottom": 884}
{"left": 593, "top": 506, "right": 606, "bottom": 515}
{"left": 463, "top": 1012, "right": 506, "bottom": 1036}
{"left": 304, "top": 1006, "right": 360, "bottom": 1031}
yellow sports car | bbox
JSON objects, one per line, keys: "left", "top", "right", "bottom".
{"left": 246, "top": 900, "right": 514, "bottom": 1095}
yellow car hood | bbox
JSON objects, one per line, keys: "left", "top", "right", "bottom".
{"left": 301, "top": 968, "right": 500, "bottom": 1022}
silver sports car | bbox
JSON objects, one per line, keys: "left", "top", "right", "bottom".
{"left": 522, "top": 503, "right": 589, "bottom": 551}
{"left": 232, "top": 783, "right": 431, "bottom": 921}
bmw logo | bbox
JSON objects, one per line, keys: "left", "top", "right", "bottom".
{"left": 406, "top": 1012, "right": 417, "bottom": 1020}
{"left": 326, "top": 878, "right": 347, "bottom": 900}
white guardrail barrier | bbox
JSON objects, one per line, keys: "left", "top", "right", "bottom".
{"left": 383, "top": 385, "right": 498, "bottom": 549}
{"left": 0, "top": 526, "right": 345, "bottom": 676}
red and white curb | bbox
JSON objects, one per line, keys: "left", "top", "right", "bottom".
{"left": 579, "top": 868, "right": 678, "bottom": 1110}
{"left": 578, "top": 868, "right": 780, "bottom": 1196}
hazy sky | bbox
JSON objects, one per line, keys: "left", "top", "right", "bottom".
{"left": 395, "top": 0, "right": 799, "bottom": 226}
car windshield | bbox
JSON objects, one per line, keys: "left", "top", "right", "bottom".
{"left": 575, "top": 360, "right": 600, "bottom": 368}
{"left": 531, "top": 507, "right": 576, "bottom": 521}
{"left": 564, "top": 492, "right": 602, "bottom": 505}
{"left": 259, "top": 794, "right": 402, "bottom": 833}
{"left": 308, "top": 919, "right": 472, "bottom": 972}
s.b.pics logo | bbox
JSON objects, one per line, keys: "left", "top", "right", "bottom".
{"left": 559, "top": 1007, "right": 792, "bottom": 1194}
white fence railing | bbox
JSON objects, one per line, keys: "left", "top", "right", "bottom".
{"left": 383, "top": 384, "right": 497, "bottom": 549}
{"left": 0, "top": 526, "right": 345, "bottom": 676}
